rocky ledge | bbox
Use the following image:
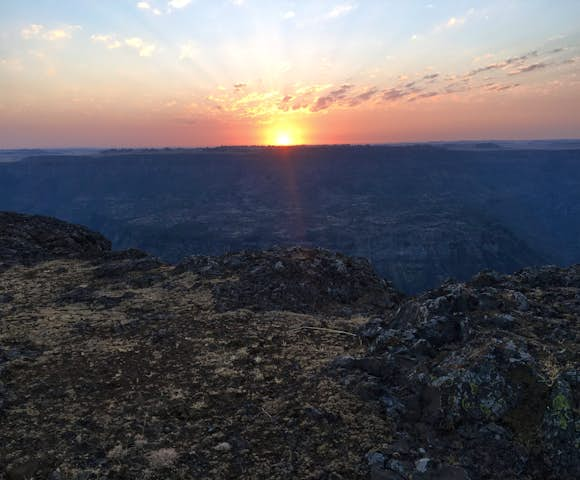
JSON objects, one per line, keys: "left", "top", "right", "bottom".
{"left": 335, "top": 267, "right": 579, "bottom": 479}
{"left": 0, "top": 213, "right": 578, "bottom": 480}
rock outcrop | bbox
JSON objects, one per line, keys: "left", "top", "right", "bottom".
{"left": 0, "top": 213, "right": 578, "bottom": 480}
{"left": 176, "top": 247, "right": 403, "bottom": 315}
{"left": 334, "top": 267, "right": 579, "bottom": 479}
{"left": 0, "top": 212, "right": 111, "bottom": 269}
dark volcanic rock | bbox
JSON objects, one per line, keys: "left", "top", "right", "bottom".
{"left": 0, "top": 213, "right": 398, "bottom": 480}
{"left": 0, "top": 212, "right": 111, "bottom": 268}
{"left": 176, "top": 247, "right": 404, "bottom": 314}
{"left": 336, "top": 266, "right": 580, "bottom": 479}
{"left": 1, "top": 212, "right": 578, "bottom": 479}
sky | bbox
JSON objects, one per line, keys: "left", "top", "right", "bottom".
{"left": 0, "top": 0, "right": 579, "bottom": 147}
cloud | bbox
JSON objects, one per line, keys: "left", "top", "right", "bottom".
{"left": 446, "top": 17, "right": 465, "bottom": 28}
{"left": 43, "top": 27, "right": 79, "bottom": 41}
{"left": 168, "top": 0, "right": 191, "bottom": 9}
{"left": 179, "top": 42, "right": 199, "bottom": 61}
{"left": 327, "top": 3, "right": 357, "bottom": 19}
{"left": 311, "top": 84, "right": 354, "bottom": 112}
{"left": 198, "top": 44, "right": 576, "bottom": 120}
{"left": 382, "top": 88, "right": 410, "bottom": 102}
{"left": 408, "top": 91, "right": 439, "bottom": 102}
{"left": 138, "top": 1, "right": 162, "bottom": 14}
{"left": 505, "top": 50, "right": 538, "bottom": 65}
{"left": 21, "top": 24, "right": 44, "bottom": 39}
{"left": 435, "top": 8, "right": 475, "bottom": 32}
{"left": 91, "top": 34, "right": 122, "bottom": 49}
{"left": 462, "top": 48, "right": 572, "bottom": 78}
{"left": 21, "top": 24, "right": 81, "bottom": 41}
{"left": 125, "top": 37, "right": 157, "bottom": 57}
{"left": 230, "top": 0, "right": 245, "bottom": 5}
{"left": 283, "top": 11, "right": 296, "bottom": 20}
{"left": 467, "top": 51, "right": 539, "bottom": 77}
{"left": 467, "top": 62, "right": 504, "bottom": 77}
{"left": 485, "top": 83, "right": 521, "bottom": 92}
{"left": 510, "top": 62, "right": 548, "bottom": 75}
{"left": 349, "top": 87, "right": 379, "bottom": 106}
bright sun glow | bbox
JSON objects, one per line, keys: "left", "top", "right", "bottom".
{"left": 275, "top": 132, "right": 292, "bottom": 146}
{"left": 266, "top": 123, "right": 304, "bottom": 146}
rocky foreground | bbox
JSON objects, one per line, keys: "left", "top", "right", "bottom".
{"left": 0, "top": 212, "right": 578, "bottom": 480}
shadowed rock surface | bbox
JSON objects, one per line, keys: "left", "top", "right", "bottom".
{"left": 176, "top": 248, "right": 403, "bottom": 315}
{"left": 0, "top": 213, "right": 578, "bottom": 480}
{"left": 0, "top": 212, "right": 111, "bottom": 269}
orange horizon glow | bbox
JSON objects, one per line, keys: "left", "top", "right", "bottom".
{"left": 1, "top": 2, "right": 579, "bottom": 148}
{"left": 265, "top": 122, "right": 306, "bottom": 146}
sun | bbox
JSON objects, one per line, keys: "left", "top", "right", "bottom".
{"left": 266, "top": 123, "right": 304, "bottom": 146}
{"left": 275, "top": 132, "right": 292, "bottom": 146}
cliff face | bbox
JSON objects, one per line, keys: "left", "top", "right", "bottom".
{"left": 0, "top": 213, "right": 578, "bottom": 480}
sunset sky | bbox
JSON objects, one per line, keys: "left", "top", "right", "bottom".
{"left": 1, "top": 0, "right": 579, "bottom": 147}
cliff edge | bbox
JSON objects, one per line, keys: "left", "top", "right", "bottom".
{"left": 0, "top": 213, "right": 577, "bottom": 480}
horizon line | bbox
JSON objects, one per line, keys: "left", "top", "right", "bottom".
{"left": 2, "top": 137, "right": 580, "bottom": 151}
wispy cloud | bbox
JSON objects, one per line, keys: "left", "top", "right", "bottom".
{"left": 21, "top": 24, "right": 44, "bottom": 40}
{"left": 125, "top": 37, "right": 157, "bottom": 57}
{"left": 485, "top": 83, "right": 521, "bottom": 92}
{"left": 383, "top": 87, "right": 415, "bottom": 102}
{"left": 349, "top": 87, "right": 379, "bottom": 106}
{"left": 311, "top": 84, "right": 354, "bottom": 111}
{"left": 21, "top": 24, "right": 81, "bottom": 41}
{"left": 510, "top": 62, "right": 548, "bottom": 75}
{"left": 179, "top": 42, "right": 199, "bottom": 61}
{"left": 467, "top": 51, "right": 540, "bottom": 77}
{"left": 195, "top": 43, "right": 577, "bottom": 120}
{"left": 137, "top": 1, "right": 162, "bottom": 15}
{"left": 92, "top": 34, "right": 156, "bottom": 56}
{"left": 434, "top": 8, "right": 475, "bottom": 32}
{"left": 327, "top": 3, "right": 357, "bottom": 19}
{"left": 91, "top": 34, "right": 122, "bottom": 49}
{"left": 446, "top": 17, "right": 465, "bottom": 28}
{"left": 168, "top": 0, "right": 191, "bottom": 9}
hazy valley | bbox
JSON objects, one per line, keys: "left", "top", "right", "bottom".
{"left": 1, "top": 143, "right": 579, "bottom": 293}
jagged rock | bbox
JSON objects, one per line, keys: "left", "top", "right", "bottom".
{"left": 337, "top": 266, "right": 580, "bottom": 479}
